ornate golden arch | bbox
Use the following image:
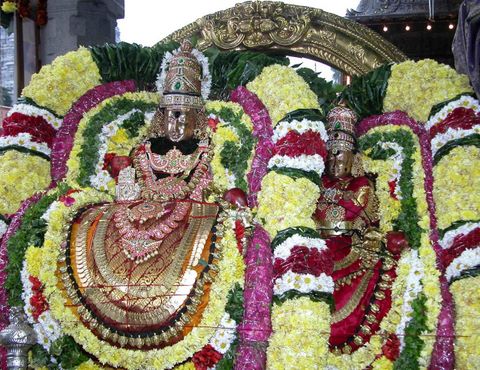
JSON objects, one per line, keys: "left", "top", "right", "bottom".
{"left": 162, "top": 1, "right": 407, "bottom": 76}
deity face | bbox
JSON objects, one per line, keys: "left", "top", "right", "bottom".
{"left": 327, "top": 149, "right": 354, "bottom": 179}
{"left": 165, "top": 106, "right": 197, "bottom": 142}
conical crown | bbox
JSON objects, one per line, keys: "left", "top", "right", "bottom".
{"left": 160, "top": 40, "right": 203, "bottom": 109}
{"left": 326, "top": 106, "right": 357, "bottom": 152}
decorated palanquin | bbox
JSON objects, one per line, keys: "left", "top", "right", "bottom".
{"left": 0, "top": 2, "right": 479, "bottom": 370}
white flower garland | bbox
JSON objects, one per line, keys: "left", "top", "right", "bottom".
{"left": 0, "top": 133, "right": 51, "bottom": 156}
{"left": 380, "top": 142, "right": 404, "bottom": 199}
{"left": 156, "top": 47, "right": 211, "bottom": 100}
{"left": 273, "top": 234, "right": 327, "bottom": 260}
{"left": 267, "top": 154, "right": 325, "bottom": 177}
{"left": 41, "top": 201, "right": 61, "bottom": 223}
{"left": 439, "top": 221, "right": 480, "bottom": 250}
{"left": 209, "top": 313, "right": 237, "bottom": 355}
{"left": 426, "top": 95, "right": 480, "bottom": 131}
{"left": 21, "top": 263, "right": 62, "bottom": 351}
{"left": 395, "top": 250, "right": 424, "bottom": 349}
{"left": 445, "top": 247, "right": 480, "bottom": 282}
{"left": 0, "top": 219, "right": 7, "bottom": 239}
{"left": 8, "top": 103, "right": 63, "bottom": 130}
{"left": 89, "top": 109, "right": 144, "bottom": 190}
{"left": 431, "top": 126, "right": 480, "bottom": 156}
{"left": 272, "top": 118, "right": 328, "bottom": 144}
{"left": 273, "top": 270, "right": 334, "bottom": 296}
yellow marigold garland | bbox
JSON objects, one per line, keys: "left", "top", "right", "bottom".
{"left": 266, "top": 297, "right": 330, "bottom": 369}
{"left": 0, "top": 151, "right": 51, "bottom": 215}
{"left": 384, "top": 59, "right": 473, "bottom": 122}
{"left": 433, "top": 146, "right": 480, "bottom": 230}
{"left": 65, "top": 91, "right": 158, "bottom": 193}
{"left": 22, "top": 47, "right": 101, "bottom": 116}
{"left": 246, "top": 65, "right": 320, "bottom": 125}
{"left": 35, "top": 189, "right": 244, "bottom": 369}
{"left": 450, "top": 276, "right": 480, "bottom": 370}
{"left": 256, "top": 172, "right": 319, "bottom": 238}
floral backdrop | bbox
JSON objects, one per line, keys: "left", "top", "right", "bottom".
{"left": 0, "top": 37, "right": 478, "bottom": 370}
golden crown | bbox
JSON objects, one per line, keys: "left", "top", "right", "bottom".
{"left": 326, "top": 106, "right": 357, "bottom": 152}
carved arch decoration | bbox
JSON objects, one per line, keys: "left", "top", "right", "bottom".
{"left": 162, "top": 1, "right": 408, "bottom": 76}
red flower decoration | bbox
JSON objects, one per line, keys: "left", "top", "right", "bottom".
{"left": 2, "top": 113, "right": 57, "bottom": 147}
{"left": 273, "top": 246, "right": 333, "bottom": 278}
{"left": 388, "top": 180, "right": 398, "bottom": 200}
{"left": 382, "top": 334, "right": 400, "bottom": 361}
{"left": 104, "top": 154, "right": 132, "bottom": 179}
{"left": 192, "top": 344, "right": 222, "bottom": 370}
{"left": 208, "top": 117, "right": 219, "bottom": 132}
{"left": 274, "top": 130, "right": 327, "bottom": 159}
{"left": 28, "top": 276, "right": 49, "bottom": 321}
{"left": 59, "top": 189, "right": 79, "bottom": 207}
{"left": 235, "top": 219, "right": 245, "bottom": 254}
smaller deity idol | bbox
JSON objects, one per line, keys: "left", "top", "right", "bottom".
{"left": 65, "top": 41, "right": 222, "bottom": 349}
{"left": 314, "top": 107, "right": 407, "bottom": 354}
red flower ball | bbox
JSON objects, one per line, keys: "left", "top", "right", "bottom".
{"left": 192, "top": 344, "right": 222, "bottom": 370}
{"left": 382, "top": 334, "right": 400, "bottom": 361}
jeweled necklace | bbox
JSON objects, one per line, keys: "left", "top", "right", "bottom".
{"left": 134, "top": 140, "right": 212, "bottom": 202}
{"left": 113, "top": 201, "right": 191, "bottom": 261}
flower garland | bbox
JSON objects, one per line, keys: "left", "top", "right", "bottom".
{"left": 246, "top": 64, "right": 320, "bottom": 126}
{"left": 0, "top": 150, "right": 51, "bottom": 215}
{"left": 450, "top": 276, "right": 480, "bottom": 369}
{"left": 22, "top": 47, "right": 102, "bottom": 116}
{"left": 383, "top": 59, "right": 473, "bottom": 122}
{"left": 433, "top": 146, "right": 480, "bottom": 230}
{"left": 51, "top": 80, "right": 137, "bottom": 182}
{"left": 266, "top": 297, "right": 331, "bottom": 369}
{"left": 206, "top": 101, "right": 255, "bottom": 193}
{"left": 439, "top": 221, "right": 480, "bottom": 250}
{"left": 445, "top": 248, "right": 480, "bottom": 282}
{"left": 65, "top": 92, "right": 157, "bottom": 192}
{"left": 426, "top": 94, "right": 480, "bottom": 131}
{"left": 0, "top": 133, "right": 51, "bottom": 156}
{"left": 36, "top": 189, "right": 244, "bottom": 369}
{"left": 256, "top": 172, "right": 319, "bottom": 238}
{"left": 7, "top": 103, "right": 62, "bottom": 130}
{"left": 230, "top": 86, "right": 274, "bottom": 208}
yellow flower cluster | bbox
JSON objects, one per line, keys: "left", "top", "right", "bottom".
{"left": 266, "top": 297, "right": 330, "bottom": 369}
{"left": 25, "top": 246, "right": 43, "bottom": 277}
{"left": 33, "top": 189, "right": 243, "bottom": 369}
{"left": 384, "top": 59, "right": 473, "bottom": 122}
{"left": 246, "top": 65, "right": 320, "bottom": 125}
{"left": 75, "top": 360, "right": 103, "bottom": 370}
{"left": 433, "top": 146, "right": 480, "bottom": 230}
{"left": 1, "top": 1, "right": 16, "bottom": 13}
{"left": 451, "top": 276, "right": 480, "bottom": 370}
{"left": 361, "top": 154, "right": 401, "bottom": 233}
{"left": 257, "top": 172, "right": 319, "bottom": 238}
{"left": 66, "top": 91, "right": 158, "bottom": 193}
{"left": 0, "top": 151, "right": 51, "bottom": 215}
{"left": 22, "top": 47, "right": 101, "bottom": 116}
{"left": 371, "top": 356, "right": 393, "bottom": 370}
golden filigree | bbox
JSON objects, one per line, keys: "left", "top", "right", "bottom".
{"left": 197, "top": 1, "right": 311, "bottom": 49}
{"left": 163, "top": 1, "right": 407, "bottom": 76}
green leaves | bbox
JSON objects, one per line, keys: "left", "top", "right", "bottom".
{"left": 340, "top": 63, "right": 392, "bottom": 120}
{"left": 209, "top": 106, "right": 256, "bottom": 192}
{"left": 433, "top": 134, "right": 480, "bottom": 165}
{"left": 225, "top": 283, "right": 244, "bottom": 324}
{"left": 296, "top": 68, "right": 344, "bottom": 118}
{"left": 90, "top": 41, "right": 179, "bottom": 90}
{"left": 6, "top": 183, "right": 70, "bottom": 307}
{"left": 50, "top": 336, "right": 89, "bottom": 369}
{"left": 359, "top": 130, "right": 423, "bottom": 249}
{"left": 205, "top": 49, "right": 289, "bottom": 101}
{"left": 394, "top": 293, "right": 428, "bottom": 370}
{"left": 77, "top": 97, "right": 156, "bottom": 187}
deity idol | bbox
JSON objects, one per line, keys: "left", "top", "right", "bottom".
{"left": 65, "top": 41, "right": 223, "bottom": 349}
{"left": 315, "top": 107, "right": 407, "bottom": 354}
